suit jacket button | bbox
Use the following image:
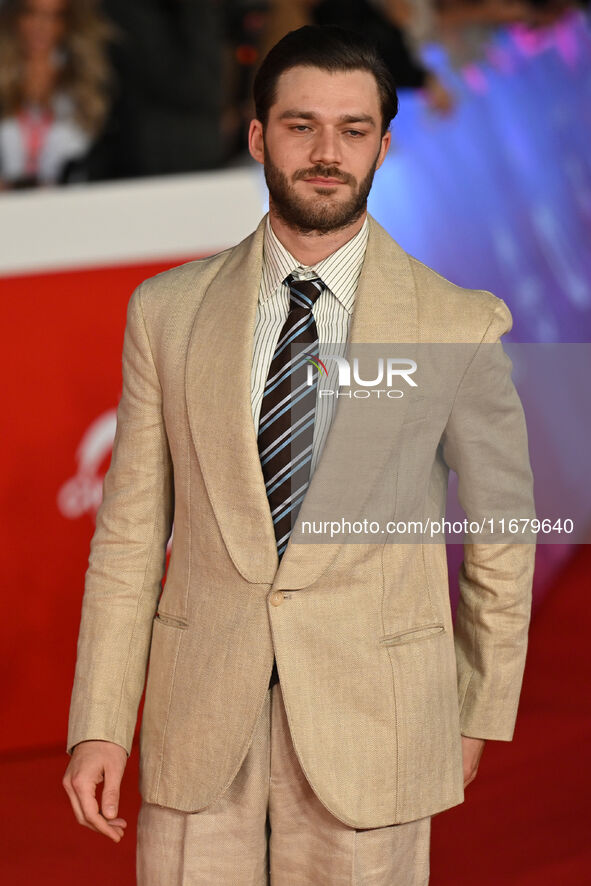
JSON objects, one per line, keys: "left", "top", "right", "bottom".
{"left": 270, "top": 591, "right": 284, "bottom": 607}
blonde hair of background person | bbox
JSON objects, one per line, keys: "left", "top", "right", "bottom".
{"left": 0, "top": 0, "right": 113, "bottom": 185}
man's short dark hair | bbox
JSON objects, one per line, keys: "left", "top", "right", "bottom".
{"left": 253, "top": 25, "right": 399, "bottom": 137}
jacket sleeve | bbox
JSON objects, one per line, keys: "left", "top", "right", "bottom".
{"left": 66, "top": 282, "right": 174, "bottom": 756}
{"left": 441, "top": 295, "right": 536, "bottom": 741}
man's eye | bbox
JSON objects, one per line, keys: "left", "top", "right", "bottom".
{"left": 346, "top": 130, "right": 365, "bottom": 137}
{"left": 292, "top": 125, "right": 310, "bottom": 132}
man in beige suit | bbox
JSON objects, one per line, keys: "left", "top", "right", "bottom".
{"left": 63, "top": 25, "right": 536, "bottom": 885}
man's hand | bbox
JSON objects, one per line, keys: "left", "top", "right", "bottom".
{"left": 461, "top": 735, "right": 486, "bottom": 788}
{"left": 62, "top": 740, "right": 128, "bottom": 843}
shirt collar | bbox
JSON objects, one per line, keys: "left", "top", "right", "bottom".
{"left": 260, "top": 213, "right": 369, "bottom": 316}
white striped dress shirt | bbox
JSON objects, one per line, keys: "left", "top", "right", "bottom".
{"left": 251, "top": 213, "right": 369, "bottom": 479}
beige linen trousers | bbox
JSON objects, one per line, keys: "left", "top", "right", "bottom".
{"left": 137, "top": 682, "right": 431, "bottom": 885}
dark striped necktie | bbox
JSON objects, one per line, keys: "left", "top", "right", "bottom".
{"left": 257, "top": 273, "right": 326, "bottom": 560}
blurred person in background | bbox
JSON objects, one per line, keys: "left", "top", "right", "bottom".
{"left": 0, "top": 0, "right": 113, "bottom": 189}
{"left": 89, "top": 0, "right": 226, "bottom": 180}
{"left": 223, "top": 1, "right": 270, "bottom": 161}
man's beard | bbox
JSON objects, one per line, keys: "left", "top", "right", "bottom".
{"left": 263, "top": 145, "right": 380, "bottom": 235}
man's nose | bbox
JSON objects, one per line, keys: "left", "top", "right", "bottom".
{"left": 309, "top": 128, "right": 342, "bottom": 166}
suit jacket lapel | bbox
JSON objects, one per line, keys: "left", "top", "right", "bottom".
{"left": 185, "top": 213, "right": 418, "bottom": 589}
{"left": 185, "top": 216, "right": 280, "bottom": 584}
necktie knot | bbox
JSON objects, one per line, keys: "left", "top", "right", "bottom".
{"left": 284, "top": 274, "right": 325, "bottom": 313}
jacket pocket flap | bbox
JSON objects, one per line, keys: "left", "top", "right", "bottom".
{"left": 154, "top": 612, "right": 189, "bottom": 629}
{"left": 379, "top": 622, "right": 445, "bottom": 646}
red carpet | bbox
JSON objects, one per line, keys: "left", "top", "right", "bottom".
{"left": 2, "top": 545, "right": 589, "bottom": 884}
{"left": 431, "top": 543, "right": 591, "bottom": 884}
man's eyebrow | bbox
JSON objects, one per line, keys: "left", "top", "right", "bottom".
{"left": 337, "top": 114, "right": 376, "bottom": 127}
{"left": 278, "top": 110, "right": 376, "bottom": 127}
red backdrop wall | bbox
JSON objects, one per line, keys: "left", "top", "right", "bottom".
{"left": 0, "top": 258, "right": 205, "bottom": 754}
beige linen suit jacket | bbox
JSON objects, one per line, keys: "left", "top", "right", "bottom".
{"left": 66, "top": 213, "right": 536, "bottom": 828}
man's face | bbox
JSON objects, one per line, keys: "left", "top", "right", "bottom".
{"left": 249, "top": 66, "right": 391, "bottom": 234}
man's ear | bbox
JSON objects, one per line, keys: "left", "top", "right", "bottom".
{"left": 248, "top": 119, "right": 265, "bottom": 165}
{"left": 375, "top": 130, "right": 392, "bottom": 172}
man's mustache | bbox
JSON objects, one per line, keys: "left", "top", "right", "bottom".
{"left": 293, "top": 167, "right": 355, "bottom": 185}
